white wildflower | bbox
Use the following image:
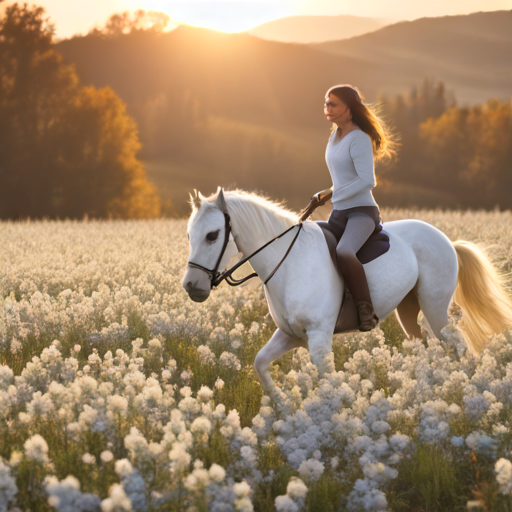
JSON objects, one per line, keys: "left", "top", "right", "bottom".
{"left": 197, "top": 385, "right": 214, "bottom": 402}
{"left": 286, "top": 477, "right": 308, "bottom": 500}
{"left": 495, "top": 458, "right": 512, "bottom": 495}
{"left": 24, "top": 434, "right": 49, "bottom": 463}
{"left": 233, "top": 480, "right": 251, "bottom": 498}
{"left": 180, "top": 370, "right": 192, "bottom": 383}
{"left": 275, "top": 495, "right": 298, "bottom": 512}
{"left": 9, "top": 451, "right": 22, "bottom": 467}
{"left": 184, "top": 468, "right": 210, "bottom": 491}
{"left": 0, "top": 459, "right": 17, "bottom": 510}
{"left": 209, "top": 463, "right": 226, "bottom": 483}
{"left": 101, "top": 483, "right": 132, "bottom": 511}
{"left": 108, "top": 395, "right": 128, "bottom": 416}
{"left": 169, "top": 442, "right": 191, "bottom": 472}
{"left": 115, "top": 459, "right": 133, "bottom": 478}
{"left": 197, "top": 345, "right": 216, "bottom": 365}
{"left": 298, "top": 459, "right": 324, "bottom": 481}
{"left": 101, "top": 451, "right": 114, "bottom": 463}
{"left": 180, "top": 386, "right": 192, "bottom": 398}
{"left": 82, "top": 453, "right": 96, "bottom": 465}
{"left": 219, "top": 352, "right": 241, "bottom": 371}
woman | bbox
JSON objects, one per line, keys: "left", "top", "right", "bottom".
{"left": 307, "top": 84, "right": 398, "bottom": 331}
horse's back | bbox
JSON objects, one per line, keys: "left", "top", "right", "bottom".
{"left": 386, "top": 215, "right": 458, "bottom": 274}
{"left": 381, "top": 218, "right": 458, "bottom": 298}
{"left": 382, "top": 219, "right": 458, "bottom": 268}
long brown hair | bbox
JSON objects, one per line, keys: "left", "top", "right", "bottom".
{"left": 326, "top": 84, "right": 399, "bottom": 163}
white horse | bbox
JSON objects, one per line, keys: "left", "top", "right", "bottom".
{"left": 182, "top": 187, "right": 512, "bottom": 396}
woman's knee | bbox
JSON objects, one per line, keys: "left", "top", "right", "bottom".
{"left": 336, "top": 246, "right": 357, "bottom": 262}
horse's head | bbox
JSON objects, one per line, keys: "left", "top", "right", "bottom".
{"left": 182, "top": 187, "right": 239, "bottom": 302}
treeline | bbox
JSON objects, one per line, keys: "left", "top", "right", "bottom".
{"left": 376, "top": 79, "right": 512, "bottom": 210}
{"left": 0, "top": 4, "right": 166, "bottom": 219}
{"left": 87, "top": 9, "right": 173, "bottom": 37}
{"left": 141, "top": 73, "right": 512, "bottom": 212}
{"left": 131, "top": 52, "right": 512, "bottom": 212}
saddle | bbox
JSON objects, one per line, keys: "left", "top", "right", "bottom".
{"left": 316, "top": 220, "right": 391, "bottom": 334}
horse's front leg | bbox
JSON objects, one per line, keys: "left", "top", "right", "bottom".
{"left": 307, "top": 328, "right": 335, "bottom": 377}
{"left": 254, "top": 328, "right": 304, "bottom": 396}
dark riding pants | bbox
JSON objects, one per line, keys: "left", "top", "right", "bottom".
{"left": 327, "top": 206, "right": 382, "bottom": 305}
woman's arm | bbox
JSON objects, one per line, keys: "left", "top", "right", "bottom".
{"left": 331, "top": 134, "right": 376, "bottom": 202}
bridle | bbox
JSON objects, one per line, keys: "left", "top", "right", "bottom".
{"left": 187, "top": 209, "right": 303, "bottom": 289}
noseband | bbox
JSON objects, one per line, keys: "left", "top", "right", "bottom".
{"left": 187, "top": 211, "right": 303, "bottom": 289}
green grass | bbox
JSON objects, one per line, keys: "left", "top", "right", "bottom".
{"left": 387, "top": 444, "right": 466, "bottom": 511}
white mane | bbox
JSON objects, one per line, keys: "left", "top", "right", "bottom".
{"left": 190, "top": 188, "right": 299, "bottom": 233}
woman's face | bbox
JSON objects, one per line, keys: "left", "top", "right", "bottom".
{"left": 324, "top": 94, "right": 350, "bottom": 125}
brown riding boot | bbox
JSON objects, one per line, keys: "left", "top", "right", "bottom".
{"left": 356, "top": 301, "right": 379, "bottom": 331}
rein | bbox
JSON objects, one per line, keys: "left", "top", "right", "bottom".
{"left": 187, "top": 210, "right": 303, "bottom": 289}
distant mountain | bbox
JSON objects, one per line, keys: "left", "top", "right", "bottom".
{"left": 246, "top": 14, "right": 386, "bottom": 44}
{"left": 311, "top": 10, "right": 512, "bottom": 105}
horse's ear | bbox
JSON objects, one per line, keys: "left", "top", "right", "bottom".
{"left": 188, "top": 189, "right": 203, "bottom": 211}
{"left": 214, "top": 186, "right": 228, "bottom": 213}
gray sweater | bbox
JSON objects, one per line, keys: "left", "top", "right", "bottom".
{"left": 325, "top": 128, "right": 378, "bottom": 210}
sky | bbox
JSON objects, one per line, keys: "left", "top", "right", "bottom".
{"left": 1, "top": 0, "right": 511, "bottom": 37}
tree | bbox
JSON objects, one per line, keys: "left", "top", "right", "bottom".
{"left": 420, "top": 98, "right": 512, "bottom": 209}
{"left": 376, "top": 78, "right": 454, "bottom": 192}
{"left": 0, "top": 3, "right": 162, "bottom": 219}
{"left": 88, "top": 9, "right": 172, "bottom": 37}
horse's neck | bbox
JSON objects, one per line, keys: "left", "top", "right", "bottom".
{"left": 229, "top": 199, "right": 296, "bottom": 280}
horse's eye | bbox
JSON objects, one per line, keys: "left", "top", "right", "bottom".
{"left": 206, "top": 230, "right": 220, "bottom": 242}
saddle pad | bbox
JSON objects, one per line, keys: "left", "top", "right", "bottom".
{"left": 316, "top": 220, "right": 390, "bottom": 277}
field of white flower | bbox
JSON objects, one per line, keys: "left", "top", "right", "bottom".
{"left": 1, "top": 209, "right": 512, "bottom": 512}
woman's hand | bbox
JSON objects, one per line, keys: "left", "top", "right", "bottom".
{"left": 299, "top": 187, "right": 333, "bottom": 221}
{"left": 315, "top": 186, "right": 333, "bottom": 206}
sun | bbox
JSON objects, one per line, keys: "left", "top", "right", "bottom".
{"left": 142, "top": 0, "right": 291, "bottom": 33}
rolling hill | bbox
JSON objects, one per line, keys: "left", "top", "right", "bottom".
{"left": 311, "top": 10, "right": 512, "bottom": 105}
{"left": 247, "top": 14, "right": 386, "bottom": 43}
{"left": 56, "top": 25, "right": 380, "bottom": 139}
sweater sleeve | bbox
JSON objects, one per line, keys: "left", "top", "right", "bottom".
{"left": 332, "top": 133, "right": 376, "bottom": 201}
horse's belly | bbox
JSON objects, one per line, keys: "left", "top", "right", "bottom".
{"left": 363, "top": 232, "right": 418, "bottom": 319}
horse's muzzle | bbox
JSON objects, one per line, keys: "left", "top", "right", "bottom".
{"left": 188, "top": 291, "right": 210, "bottom": 303}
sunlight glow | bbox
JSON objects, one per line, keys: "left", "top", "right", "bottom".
{"left": 2, "top": 0, "right": 511, "bottom": 38}
{"left": 143, "top": 1, "right": 292, "bottom": 32}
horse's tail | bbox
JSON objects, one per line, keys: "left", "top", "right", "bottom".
{"left": 453, "top": 240, "right": 512, "bottom": 354}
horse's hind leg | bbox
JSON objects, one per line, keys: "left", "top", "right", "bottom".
{"left": 395, "top": 287, "right": 422, "bottom": 339}
{"left": 416, "top": 284, "right": 452, "bottom": 340}
{"left": 413, "top": 238, "right": 458, "bottom": 342}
